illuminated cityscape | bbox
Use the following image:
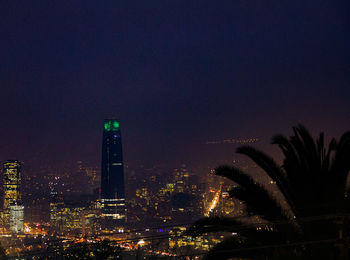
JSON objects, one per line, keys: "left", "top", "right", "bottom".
{"left": 0, "top": 120, "right": 249, "bottom": 258}
{"left": 0, "top": 149, "right": 265, "bottom": 258}
{"left": 0, "top": 1, "right": 349, "bottom": 259}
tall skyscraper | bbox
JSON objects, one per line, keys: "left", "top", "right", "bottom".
{"left": 3, "top": 161, "right": 21, "bottom": 212}
{"left": 2, "top": 160, "right": 24, "bottom": 232}
{"left": 100, "top": 119, "right": 126, "bottom": 229}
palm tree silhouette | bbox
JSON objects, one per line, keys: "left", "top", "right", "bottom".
{"left": 190, "top": 125, "right": 350, "bottom": 259}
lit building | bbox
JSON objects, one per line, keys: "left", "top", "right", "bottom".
{"left": 51, "top": 203, "right": 84, "bottom": 233}
{"left": 3, "top": 160, "right": 23, "bottom": 231}
{"left": 50, "top": 201, "right": 64, "bottom": 231}
{"left": 9, "top": 205, "right": 24, "bottom": 233}
{"left": 168, "top": 226, "right": 215, "bottom": 253}
{"left": 173, "top": 166, "right": 190, "bottom": 193}
{"left": 171, "top": 166, "right": 202, "bottom": 223}
{"left": 100, "top": 119, "right": 126, "bottom": 230}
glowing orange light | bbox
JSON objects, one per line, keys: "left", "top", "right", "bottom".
{"left": 205, "top": 186, "right": 221, "bottom": 216}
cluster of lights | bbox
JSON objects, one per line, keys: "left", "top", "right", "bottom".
{"left": 205, "top": 187, "right": 221, "bottom": 217}
{"left": 205, "top": 137, "right": 259, "bottom": 145}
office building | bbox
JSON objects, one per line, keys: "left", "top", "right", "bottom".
{"left": 3, "top": 160, "right": 23, "bottom": 231}
{"left": 100, "top": 119, "right": 126, "bottom": 230}
{"left": 9, "top": 205, "right": 24, "bottom": 233}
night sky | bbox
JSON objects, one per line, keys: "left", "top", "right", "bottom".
{"left": 1, "top": 1, "right": 349, "bottom": 172}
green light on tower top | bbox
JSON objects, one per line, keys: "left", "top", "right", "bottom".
{"left": 113, "top": 121, "right": 119, "bottom": 130}
{"left": 104, "top": 120, "right": 120, "bottom": 131}
{"left": 104, "top": 121, "right": 111, "bottom": 131}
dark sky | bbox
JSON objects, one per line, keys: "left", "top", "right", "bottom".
{"left": 1, "top": 1, "right": 349, "bottom": 171}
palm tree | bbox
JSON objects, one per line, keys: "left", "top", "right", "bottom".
{"left": 190, "top": 125, "right": 350, "bottom": 259}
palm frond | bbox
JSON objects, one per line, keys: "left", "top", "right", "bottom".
{"left": 196, "top": 125, "right": 350, "bottom": 260}
{"left": 216, "top": 166, "right": 291, "bottom": 223}
{"left": 229, "top": 186, "right": 288, "bottom": 223}
{"left": 236, "top": 146, "right": 295, "bottom": 213}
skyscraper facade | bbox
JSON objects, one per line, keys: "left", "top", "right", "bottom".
{"left": 3, "top": 161, "right": 21, "bottom": 211}
{"left": 9, "top": 205, "right": 24, "bottom": 233}
{"left": 2, "top": 160, "right": 23, "bottom": 232}
{"left": 100, "top": 119, "right": 126, "bottom": 229}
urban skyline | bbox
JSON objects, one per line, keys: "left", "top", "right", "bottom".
{"left": 0, "top": 121, "right": 237, "bottom": 257}
{"left": 0, "top": 0, "right": 349, "bottom": 259}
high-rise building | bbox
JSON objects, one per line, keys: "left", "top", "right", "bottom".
{"left": 100, "top": 119, "right": 126, "bottom": 230}
{"left": 2, "top": 160, "right": 23, "bottom": 232}
{"left": 3, "top": 160, "right": 22, "bottom": 211}
{"left": 9, "top": 205, "right": 24, "bottom": 233}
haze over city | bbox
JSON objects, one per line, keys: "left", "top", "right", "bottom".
{"left": 0, "top": 1, "right": 349, "bottom": 259}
